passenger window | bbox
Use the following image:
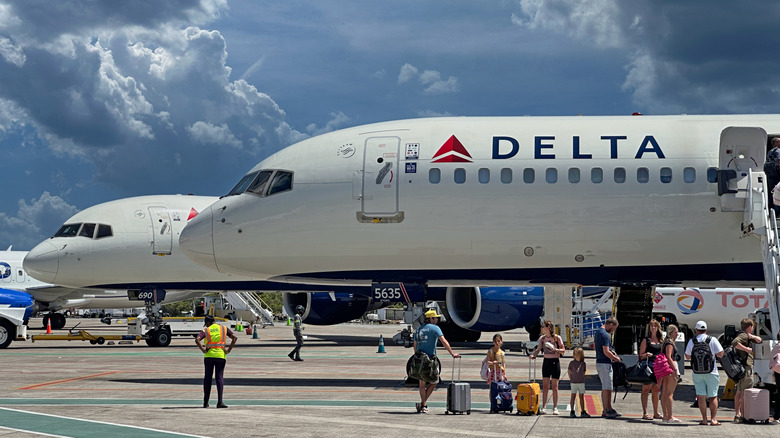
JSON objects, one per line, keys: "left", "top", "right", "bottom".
{"left": 546, "top": 168, "right": 557, "bottom": 183}
{"left": 454, "top": 168, "right": 466, "bottom": 184}
{"left": 267, "top": 171, "right": 293, "bottom": 196}
{"left": 637, "top": 167, "right": 649, "bottom": 183}
{"left": 568, "top": 168, "right": 580, "bottom": 183}
{"left": 614, "top": 167, "right": 626, "bottom": 183}
{"left": 660, "top": 167, "right": 672, "bottom": 183}
{"left": 478, "top": 168, "right": 490, "bottom": 184}
{"left": 500, "top": 168, "right": 512, "bottom": 184}
{"left": 248, "top": 170, "right": 274, "bottom": 195}
{"left": 707, "top": 167, "right": 718, "bottom": 183}
{"left": 523, "top": 168, "right": 535, "bottom": 184}
{"left": 96, "top": 224, "right": 113, "bottom": 239}
{"left": 53, "top": 223, "right": 82, "bottom": 238}
{"left": 684, "top": 167, "right": 696, "bottom": 183}
{"left": 78, "top": 223, "right": 96, "bottom": 238}
{"left": 429, "top": 168, "right": 441, "bottom": 184}
{"left": 591, "top": 167, "right": 603, "bottom": 183}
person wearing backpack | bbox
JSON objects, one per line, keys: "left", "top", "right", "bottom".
{"left": 594, "top": 317, "right": 622, "bottom": 419}
{"left": 731, "top": 318, "right": 762, "bottom": 423}
{"left": 684, "top": 320, "right": 725, "bottom": 426}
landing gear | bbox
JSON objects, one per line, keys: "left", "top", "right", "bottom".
{"left": 43, "top": 313, "right": 67, "bottom": 330}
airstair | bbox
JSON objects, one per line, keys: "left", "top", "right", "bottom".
{"left": 224, "top": 292, "right": 275, "bottom": 327}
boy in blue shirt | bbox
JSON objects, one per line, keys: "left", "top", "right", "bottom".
{"left": 413, "top": 309, "right": 460, "bottom": 413}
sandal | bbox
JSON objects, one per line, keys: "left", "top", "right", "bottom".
{"left": 699, "top": 420, "right": 709, "bottom": 425}
{"left": 710, "top": 420, "right": 721, "bottom": 426}
{"left": 642, "top": 414, "right": 653, "bottom": 420}
{"left": 669, "top": 417, "right": 682, "bottom": 423}
{"left": 653, "top": 413, "right": 663, "bottom": 419}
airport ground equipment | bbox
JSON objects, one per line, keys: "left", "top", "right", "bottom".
{"left": 31, "top": 322, "right": 142, "bottom": 344}
{"left": 0, "top": 289, "right": 32, "bottom": 348}
{"left": 223, "top": 291, "right": 274, "bottom": 327}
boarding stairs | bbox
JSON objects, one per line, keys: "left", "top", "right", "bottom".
{"left": 224, "top": 291, "right": 275, "bottom": 327}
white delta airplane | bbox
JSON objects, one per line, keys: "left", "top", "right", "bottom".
{"left": 177, "top": 115, "right": 780, "bottom": 355}
{"left": 0, "top": 248, "right": 202, "bottom": 330}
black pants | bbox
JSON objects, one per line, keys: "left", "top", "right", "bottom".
{"left": 291, "top": 330, "right": 303, "bottom": 358}
{"left": 774, "top": 372, "right": 780, "bottom": 421}
{"left": 204, "top": 357, "right": 226, "bottom": 404}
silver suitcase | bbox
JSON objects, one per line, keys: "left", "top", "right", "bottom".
{"left": 445, "top": 357, "right": 471, "bottom": 414}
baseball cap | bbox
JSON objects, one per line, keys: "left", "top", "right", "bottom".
{"left": 424, "top": 309, "right": 441, "bottom": 318}
{"left": 695, "top": 320, "right": 707, "bottom": 330}
{"left": 204, "top": 315, "right": 215, "bottom": 326}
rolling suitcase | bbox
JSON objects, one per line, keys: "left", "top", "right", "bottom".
{"left": 445, "top": 357, "right": 471, "bottom": 415}
{"left": 516, "top": 356, "right": 541, "bottom": 415}
{"left": 742, "top": 388, "right": 771, "bottom": 423}
{"left": 490, "top": 363, "right": 513, "bottom": 413}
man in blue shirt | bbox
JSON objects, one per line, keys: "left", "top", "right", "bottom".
{"left": 594, "top": 317, "right": 622, "bottom": 419}
{"left": 413, "top": 309, "right": 460, "bottom": 413}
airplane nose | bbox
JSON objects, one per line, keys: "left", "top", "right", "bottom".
{"left": 179, "top": 205, "right": 219, "bottom": 271}
{"left": 23, "top": 241, "right": 59, "bottom": 283}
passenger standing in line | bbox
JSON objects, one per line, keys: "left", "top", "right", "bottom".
{"left": 530, "top": 320, "right": 565, "bottom": 414}
{"left": 638, "top": 319, "right": 663, "bottom": 420}
{"left": 288, "top": 305, "right": 305, "bottom": 361}
{"left": 771, "top": 333, "right": 780, "bottom": 424}
{"left": 594, "top": 317, "right": 622, "bottom": 419}
{"left": 685, "top": 320, "right": 724, "bottom": 426}
{"left": 766, "top": 136, "right": 780, "bottom": 214}
{"left": 731, "top": 318, "right": 762, "bottom": 423}
{"left": 486, "top": 333, "right": 506, "bottom": 413}
{"left": 566, "top": 347, "right": 590, "bottom": 418}
{"left": 413, "top": 309, "right": 460, "bottom": 414}
{"left": 654, "top": 324, "right": 681, "bottom": 423}
{"left": 195, "top": 315, "right": 238, "bottom": 408}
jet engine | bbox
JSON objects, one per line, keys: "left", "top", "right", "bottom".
{"left": 445, "top": 286, "right": 544, "bottom": 339}
{"left": 282, "top": 292, "right": 383, "bottom": 325}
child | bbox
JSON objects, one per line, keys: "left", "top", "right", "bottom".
{"left": 567, "top": 347, "right": 590, "bottom": 418}
{"left": 486, "top": 334, "right": 507, "bottom": 413}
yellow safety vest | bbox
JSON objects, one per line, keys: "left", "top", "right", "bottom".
{"left": 203, "top": 324, "right": 227, "bottom": 359}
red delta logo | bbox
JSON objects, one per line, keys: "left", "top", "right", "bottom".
{"left": 432, "top": 135, "right": 473, "bottom": 163}
{"left": 187, "top": 208, "right": 199, "bottom": 221}
{"left": 676, "top": 289, "right": 704, "bottom": 315}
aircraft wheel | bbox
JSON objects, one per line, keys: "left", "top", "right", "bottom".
{"left": 51, "top": 313, "right": 66, "bottom": 330}
{"left": 0, "top": 319, "right": 14, "bottom": 349}
{"left": 153, "top": 328, "right": 172, "bottom": 347}
{"left": 145, "top": 329, "right": 159, "bottom": 347}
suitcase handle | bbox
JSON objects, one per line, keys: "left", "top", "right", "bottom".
{"left": 451, "top": 356, "right": 462, "bottom": 383}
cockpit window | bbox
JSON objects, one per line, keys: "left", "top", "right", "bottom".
{"left": 267, "top": 171, "right": 293, "bottom": 196}
{"left": 96, "top": 224, "right": 113, "bottom": 239}
{"left": 247, "top": 171, "right": 273, "bottom": 195}
{"left": 53, "top": 223, "right": 82, "bottom": 238}
{"left": 78, "top": 223, "right": 96, "bottom": 238}
{"left": 226, "top": 172, "right": 259, "bottom": 197}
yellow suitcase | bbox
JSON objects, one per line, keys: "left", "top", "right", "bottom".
{"left": 516, "top": 357, "right": 540, "bottom": 415}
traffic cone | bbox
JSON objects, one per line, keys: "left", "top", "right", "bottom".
{"left": 377, "top": 334, "right": 386, "bottom": 353}
{"left": 286, "top": 316, "right": 291, "bottom": 326}
{"left": 45, "top": 318, "right": 52, "bottom": 334}
{"left": 252, "top": 325, "right": 258, "bottom": 339}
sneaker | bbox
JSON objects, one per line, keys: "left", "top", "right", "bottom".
{"left": 294, "top": 357, "right": 304, "bottom": 361}
{"left": 570, "top": 410, "right": 576, "bottom": 418}
{"left": 580, "top": 411, "right": 591, "bottom": 418}
{"left": 415, "top": 403, "right": 422, "bottom": 413}
{"left": 539, "top": 408, "right": 547, "bottom": 415}
{"left": 288, "top": 352, "right": 296, "bottom": 361}
{"left": 421, "top": 405, "right": 429, "bottom": 414}
{"left": 202, "top": 402, "right": 209, "bottom": 408}
{"left": 553, "top": 407, "right": 559, "bottom": 415}
{"left": 216, "top": 403, "right": 228, "bottom": 409}
{"left": 604, "top": 412, "right": 618, "bottom": 419}
{"left": 609, "top": 409, "right": 622, "bottom": 417}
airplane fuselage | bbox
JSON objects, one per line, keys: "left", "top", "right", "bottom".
{"left": 180, "top": 115, "right": 776, "bottom": 287}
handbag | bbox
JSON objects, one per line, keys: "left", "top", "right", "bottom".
{"left": 626, "top": 358, "right": 655, "bottom": 384}
{"left": 771, "top": 352, "right": 780, "bottom": 374}
{"left": 480, "top": 357, "right": 490, "bottom": 380}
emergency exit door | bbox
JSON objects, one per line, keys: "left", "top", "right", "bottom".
{"left": 362, "top": 137, "right": 400, "bottom": 216}
{"left": 149, "top": 206, "right": 173, "bottom": 255}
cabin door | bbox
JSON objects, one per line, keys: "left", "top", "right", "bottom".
{"left": 148, "top": 206, "right": 173, "bottom": 255}
{"left": 718, "top": 126, "right": 767, "bottom": 212}
{"left": 362, "top": 137, "right": 400, "bottom": 216}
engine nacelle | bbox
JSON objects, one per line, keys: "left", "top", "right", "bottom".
{"left": 283, "top": 292, "right": 381, "bottom": 325}
{"left": 445, "top": 286, "right": 544, "bottom": 333}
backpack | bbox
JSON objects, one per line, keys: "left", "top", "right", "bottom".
{"left": 612, "top": 361, "right": 631, "bottom": 401}
{"left": 690, "top": 336, "right": 714, "bottom": 374}
{"left": 719, "top": 346, "right": 746, "bottom": 381}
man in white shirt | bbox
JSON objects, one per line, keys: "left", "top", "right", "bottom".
{"left": 684, "top": 320, "right": 725, "bottom": 426}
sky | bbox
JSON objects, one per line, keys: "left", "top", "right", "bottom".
{"left": 1, "top": 0, "right": 780, "bottom": 250}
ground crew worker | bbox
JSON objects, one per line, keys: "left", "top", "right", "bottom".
{"left": 288, "top": 305, "right": 305, "bottom": 361}
{"left": 196, "top": 315, "right": 237, "bottom": 408}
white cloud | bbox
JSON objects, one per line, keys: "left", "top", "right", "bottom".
{"left": 0, "top": 36, "right": 25, "bottom": 66}
{"left": 306, "top": 111, "right": 351, "bottom": 135}
{"left": 398, "top": 63, "right": 418, "bottom": 83}
{"left": 187, "top": 121, "right": 242, "bottom": 149}
{"left": 0, "top": 192, "right": 79, "bottom": 250}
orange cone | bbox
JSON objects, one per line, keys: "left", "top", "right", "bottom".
{"left": 45, "top": 318, "right": 52, "bottom": 334}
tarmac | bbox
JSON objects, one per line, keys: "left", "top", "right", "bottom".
{"left": 0, "top": 318, "right": 777, "bottom": 437}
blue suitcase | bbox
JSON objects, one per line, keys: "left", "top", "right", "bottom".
{"left": 490, "top": 380, "right": 514, "bottom": 413}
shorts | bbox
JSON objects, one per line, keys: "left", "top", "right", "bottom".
{"left": 570, "top": 383, "right": 586, "bottom": 394}
{"left": 735, "top": 366, "right": 754, "bottom": 392}
{"left": 596, "top": 363, "right": 613, "bottom": 391}
{"left": 542, "top": 358, "right": 561, "bottom": 379}
{"left": 691, "top": 373, "right": 720, "bottom": 398}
